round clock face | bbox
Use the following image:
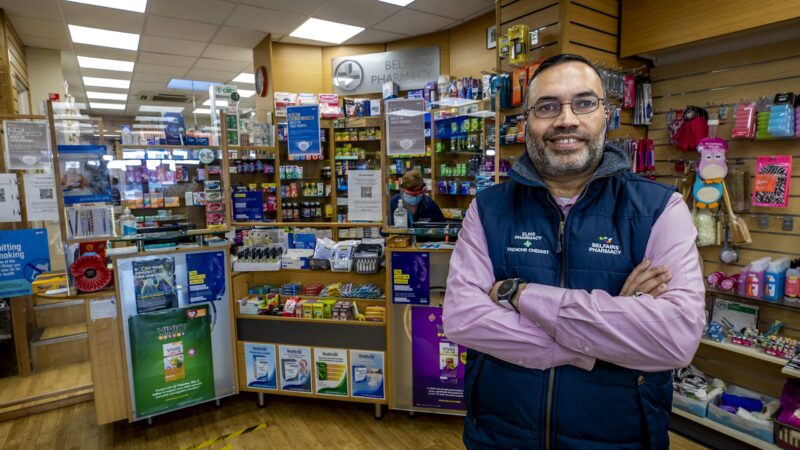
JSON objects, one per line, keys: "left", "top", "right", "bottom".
{"left": 256, "top": 66, "right": 268, "bottom": 97}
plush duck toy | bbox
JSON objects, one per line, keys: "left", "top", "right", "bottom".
{"left": 693, "top": 137, "right": 728, "bottom": 209}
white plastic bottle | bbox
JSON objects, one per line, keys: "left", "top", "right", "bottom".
{"left": 393, "top": 200, "right": 408, "bottom": 229}
{"left": 119, "top": 208, "right": 137, "bottom": 236}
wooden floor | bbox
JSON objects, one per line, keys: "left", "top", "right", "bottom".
{"left": 0, "top": 393, "right": 708, "bottom": 449}
{"left": 0, "top": 361, "right": 91, "bottom": 405}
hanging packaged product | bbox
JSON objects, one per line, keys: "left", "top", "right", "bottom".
{"left": 511, "top": 67, "right": 527, "bottom": 106}
{"left": 731, "top": 102, "right": 757, "bottom": 139}
{"left": 622, "top": 75, "right": 636, "bottom": 109}
{"left": 670, "top": 106, "right": 709, "bottom": 151}
{"left": 752, "top": 155, "right": 792, "bottom": 208}
{"left": 508, "top": 24, "right": 530, "bottom": 65}
{"left": 767, "top": 92, "right": 796, "bottom": 138}
{"left": 755, "top": 99, "right": 773, "bottom": 141}
{"left": 498, "top": 34, "right": 510, "bottom": 59}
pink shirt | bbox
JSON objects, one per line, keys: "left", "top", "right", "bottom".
{"left": 442, "top": 192, "right": 706, "bottom": 372}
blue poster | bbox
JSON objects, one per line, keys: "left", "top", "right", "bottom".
{"left": 244, "top": 343, "right": 278, "bottom": 390}
{"left": 163, "top": 112, "right": 186, "bottom": 145}
{"left": 57, "top": 145, "right": 112, "bottom": 204}
{"left": 232, "top": 191, "right": 264, "bottom": 222}
{"left": 186, "top": 251, "right": 227, "bottom": 304}
{"left": 0, "top": 229, "right": 50, "bottom": 298}
{"left": 391, "top": 252, "right": 430, "bottom": 304}
{"left": 286, "top": 105, "right": 321, "bottom": 160}
{"left": 350, "top": 350, "right": 385, "bottom": 400}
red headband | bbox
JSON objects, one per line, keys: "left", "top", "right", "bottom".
{"left": 402, "top": 185, "right": 425, "bottom": 196}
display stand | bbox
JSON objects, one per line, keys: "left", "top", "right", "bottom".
{"left": 232, "top": 269, "right": 389, "bottom": 416}
{"left": 112, "top": 246, "right": 237, "bottom": 422}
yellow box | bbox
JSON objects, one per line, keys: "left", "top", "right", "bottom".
{"left": 32, "top": 273, "right": 67, "bottom": 294}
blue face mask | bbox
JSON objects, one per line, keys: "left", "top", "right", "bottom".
{"left": 402, "top": 192, "right": 422, "bottom": 206}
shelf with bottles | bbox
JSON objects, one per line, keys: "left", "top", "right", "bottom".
{"left": 229, "top": 159, "right": 275, "bottom": 176}
{"left": 334, "top": 144, "right": 382, "bottom": 160}
{"left": 279, "top": 201, "right": 332, "bottom": 223}
{"left": 333, "top": 126, "right": 382, "bottom": 142}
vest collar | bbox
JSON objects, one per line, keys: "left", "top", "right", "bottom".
{"left": 509, "top": 142, "right": 631, "bottom": 188}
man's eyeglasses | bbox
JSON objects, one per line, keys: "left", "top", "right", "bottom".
{"left": 526, "top": 95, "right": 605, "bottom": 119}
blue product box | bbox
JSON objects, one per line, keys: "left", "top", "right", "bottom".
{"left": 289, "top": 233, "right": 316, "bottom": 249}
{"left": 164, "top": 112, "right": 185, "bottom": 145}
{"left": 232, "top": 191, "right": 264, "bottom": 221}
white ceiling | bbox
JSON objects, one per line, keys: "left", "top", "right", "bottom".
{"left": 0, "top": 0, "right": 494, "bottom": 122}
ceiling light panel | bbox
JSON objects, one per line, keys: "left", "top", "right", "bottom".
{"left": 376, "top": 0, "right": 415, "bottom": 5}
{"left": 91, "top": 102, "right": 126, "bottom": 110}
{"left": 69, "top": 25, "right": 140, "bottom": 50}
{"left": 78, "top": 56, "right": 134, "bottom": 72}
{"left": 83, "top": 76, "right": 131, "bottom": 89}
{"left": 289, "top": 18, "right": 364, "bottom": 44}
{"left": 86, "top": 91, "right": 128, "bottom": 101}
{"left": 192, "top": 108, "right": 211, "bottom": 115}
{"left": 237, "top": 89, "right": 256, "bottom": 98}
{"left": 167, "top": 78, "right": 221, "bottom": 91}
{"left": 66, "top": 0, "right": 148, "bottom": 13}
{"left": 232, "top": 72, "right": 254, "bottom": 84}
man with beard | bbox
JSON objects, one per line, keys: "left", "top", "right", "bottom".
{"left": 442, "top": 54, "right": 705, "bottom": 449}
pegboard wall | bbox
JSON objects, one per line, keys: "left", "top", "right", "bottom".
{"left": 648, "top": 36, "right": 800, "bottom": 397}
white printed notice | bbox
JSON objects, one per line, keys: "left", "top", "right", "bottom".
{"left": 23, "top": 173, "right": 58, "bottom": 221}
{"left": 3, "top": 120, "right": 51, "bottom": 170}
{"left": 347, "top": 170, "right": 381, "bottom": 222}
{"left": 0, "top": 174, "right": 21, "bottom": 222}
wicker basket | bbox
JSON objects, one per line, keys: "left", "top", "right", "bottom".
{"left": 331, "top": 259, "right": 353, "bottom": 272}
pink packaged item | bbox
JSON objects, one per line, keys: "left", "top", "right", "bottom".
{"left": 731, "top": 102, "right": 756, "bottom": 139}
{"left": 752, "top": 155, "right": 792, "bottom": 208}
{"left": 622, "top": 75, "right": 635, "bottom": 109}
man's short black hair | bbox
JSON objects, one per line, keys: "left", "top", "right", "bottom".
{"left": 523, "top": 53, "right": 606, "bottom": 113}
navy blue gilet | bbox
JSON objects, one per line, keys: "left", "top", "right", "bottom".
{"left": 463, "top": 161, "right": 675, "bottom": 449}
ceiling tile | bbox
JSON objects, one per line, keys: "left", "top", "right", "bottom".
{"left": 61, "top": 2, "right": 145, "bottom": 34}
{"left": 185, "top": 68, "right": 240, "bottom": 82}
{"left": 148, "top": 0, "right": 237, "bottom": 24}
{"left": 408, "top": 0, "right": 494, "bottom": 20}
{"left": 212, "top": 26, "right": 267, "bottom": 47}
{"left": 239, "top": 0, "right": 327, "bottom": 16}
{"left": 0, "top": 0, "right": 61, "bottom": 21}
{"left": 225, "top": 5, "right": 306, "bottom": 34}
{"left": 342, "top": 28, "right": 407, "bottom": 45}
{"left": 313, "top": 0, "right": 400, "bottom": 28}
{"left": 138, "top": 52, "right": 198, "bottom": 68}
{"left": 135, "top": 63, "right": 190, "bottom": 76}
{"left": 140, "top": 36, "right": 207, "bottom": 57}
{"left": 278, "top": 36, "right": 339, "bottom": 47}
{"left": 7, "top": 16, "right": 66, "bottom": 40}
{"left": 79, "top": 67, "right": 134, "bottom": 79}
{"left": 201, "top": 44, "right": 252, "bottom": 62}
{"left": 145, "top": 15, "right": 220, "bottom": 42}
{"left": 192, "top": 57, "right": 241, "bottom": 70}
{"left": 374, "top": 9, "right": 454, "bottom": 36}
{"left": 132, "top": 72, "right": 171, "bottom": 84}
{"left": 18, "top": 34, "right": 70, "bottom": 51}
{"left": 70, "top": 44, "right": 138, "bottom": 61}
{"left": 131, "top": 81, "right": 173, "bottom": 92}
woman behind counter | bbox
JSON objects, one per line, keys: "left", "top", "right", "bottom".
{"left": 388, "top": 169, "right": 445, "bottom": 226}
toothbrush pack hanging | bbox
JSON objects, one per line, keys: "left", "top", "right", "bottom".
{"left": 620, "top": 139, "right": 654, "bottom": 176}
{"left": 633, "top": 77, "right": 653, "bottom": 125}
{"left": 752, "top": 155, "right": 792, "bottom": 208}
{"left": 669, "top": 105, "right": 709, "bottom": 151}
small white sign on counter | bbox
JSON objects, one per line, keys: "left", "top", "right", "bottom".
{"left": 90, "top": 298, "right": 117, "bottom": 321}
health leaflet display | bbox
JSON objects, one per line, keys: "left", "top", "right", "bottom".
{"left": 314, "top": 347, "right": 348, "bottom": 397}
{"left": 128, "top": 305, "right": 215, "bottom": 417}
{"left": 350, "top": 350, "right": 385, "bottom": 400}
{"left": 391, "top": 251, "right": 430, "bottom": 305}
{"left": 133, "top": 257, "right": 178, "bottom": 313}
{"left": 279, "top": 345, "right": 312, "bottom": 393}
{"left": 412, "top": 306, "right": 466, "bottom": 410}
{"left": 185, "top": 251, "right": 226, "bottom": 304}
{"left": 244, "top": 343, "right": 277, "bottom": 390}
{"left": 0, "top": 229, "right": 50, "bottom": 298}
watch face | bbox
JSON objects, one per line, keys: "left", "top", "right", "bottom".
{"left": 256, "top": 66, "right": 268, "bottom": 97}
{"left": 497, "top": 279, "right": 516, "bottom": 299}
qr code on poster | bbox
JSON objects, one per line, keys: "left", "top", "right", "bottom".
{"left": 360, "top": 186, "right": 372, "bottom": 198}
{"left": 0, "top": 188, "right": 5, "bottom": 203}
{"left": 40, "top": 188, "right": 53, "bottom": 200}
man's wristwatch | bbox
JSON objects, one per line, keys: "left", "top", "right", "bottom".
{"left": 497, "top": 278, "right": 523, "bottom": 312}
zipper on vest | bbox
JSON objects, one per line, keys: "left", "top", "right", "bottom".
{"left": 545, "top": 367, "right": 555, "bottom": 449}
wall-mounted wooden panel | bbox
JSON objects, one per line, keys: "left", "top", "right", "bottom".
{"left": 500, "top": 3, "right": 560, "bottom": 34}
{"left": 567, "top": 23, "right": 617, "bottom": 53}
{"left": 449, "top": 12, "right": 495, "bottom": 78}
{"left": 573, "top": 0, "right": 618, "bottom": 17}
{"left": 570, "top": 2, "right": 618, "bottom": 35}
{"left": 501, "top": 0, "right": 559, "bottom": 25}
{"left": 621, "top": 0, "right": 800, "bottom": 57}
{"left": 271, "top": 42, "right": 323, "bottom": 94}
{"left": 252, "top": 35, "right": 273, "bottom": 121}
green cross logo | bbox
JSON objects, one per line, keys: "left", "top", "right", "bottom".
{"left": 524, "top": 240, "right": 532, "bottom": 248}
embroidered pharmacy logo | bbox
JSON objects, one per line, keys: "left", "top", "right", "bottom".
{"left": 507, "top": 230, "right": 549, "bottom": 255}
{"left": 333, "top": 60, "right": 363, "bottom": 91}
{"left": 589, "top": 235, "right": 622, "bottom": 255}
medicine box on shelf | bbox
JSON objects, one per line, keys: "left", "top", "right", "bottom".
{"left": 673, "top": 389, "right": 720, "bottom": 418}
{"left": 707, "top": 385, "right": 778, "bottom": 444}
